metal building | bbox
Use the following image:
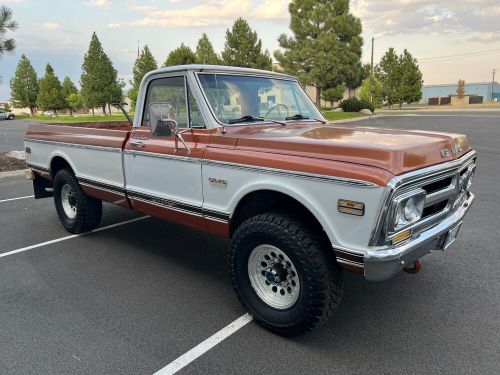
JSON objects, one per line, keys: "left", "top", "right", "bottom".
{"left": 421, "top": 82, "right": 500, "bottom": 104}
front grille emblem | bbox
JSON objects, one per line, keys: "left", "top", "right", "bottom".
{"left": 440, "top": 149, "right": 450, "bottom": 158}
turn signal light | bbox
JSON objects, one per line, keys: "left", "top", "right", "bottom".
{"left": 392, "top": 229, "right": 412, "bottom": 245}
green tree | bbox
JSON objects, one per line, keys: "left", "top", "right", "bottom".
{"left": 67, "top": 92, "right": 83, "bottom": 115}
{"left": 398, "top": 49, "right": 422, "bottom": 107}
{"left": 37, "top": 63, "right": 65, "bottom": 115}
{"left": 196, "top": 33, "right": 220, "bottom": 65}
{"left": 129, "top": 45, "right": 157, "bottom": 108}
{"left": 80, "top": 32, "right": 120, "bottom": 115}
{"left": 163, "top": 43, "right": 197, "bottom": 67}
{"left": 222, "top": 18, "right": 272, "bottom": 70}
{"left": 376, "top": 48, "right": 401, "bottom": 109}
{"left": 275, "top": 0, "right": 363, "bottom": 106}
{"left": 61, "top": 76, "right": 78, "bottom": 115}
{"left": 0, "top": 5, "right": 17, "bottom": 57}
{"left": 3, "top": 102, "right": 11, "bottom": 111}
{"left": 9, "top": 55, "right": 39, "bottom": 115}
{"left": 359, "top": 76, "right": 383, "bottom": 103}
{"left": 376, "top": 48, "right": 422, "bottom": 108}
{"left": 321, "top": 84, "right": 345, "bottom": 104}
{"left": 456, "top": 79, "right": 465, "bottom": 99}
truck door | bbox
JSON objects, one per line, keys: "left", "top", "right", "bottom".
{"left": 124, "top": 75, "right": 210, "bottom": 231}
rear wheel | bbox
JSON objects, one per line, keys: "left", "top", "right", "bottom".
{"left": 229, "top": 212, "right": 343, "bottom": 336}
{"left": 53, "top": 169, "right": 102, "bottom": 233}
{"left": 8, "top": 115, "right": 14, "bottom": 120}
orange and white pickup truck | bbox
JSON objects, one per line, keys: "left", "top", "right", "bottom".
{"left": 24, "top": 65, "right": 476, "bottom": 335}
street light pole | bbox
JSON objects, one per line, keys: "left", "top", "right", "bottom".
{"left": 370, "top": 37, "right": 374, "bottom": 103}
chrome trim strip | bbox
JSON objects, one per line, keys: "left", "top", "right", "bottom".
{"left": 24, "top": 138, "right": 122, "bottom": 153}
{"left": 203, "top": 159, "right": 378, "bottom": 188}
{"left": 123, "top": 149, "right": 201, "bottom": 164}
{"left": 336, "top": 258, "right": 365, "bottom": 269}
{"left": 27, "top": 163, "right": 50, "bottom": 174}
{"left": 77, "top": 176, "right": 125, "bottom": 194}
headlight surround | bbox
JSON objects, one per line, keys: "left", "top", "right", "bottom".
{"left": 392, "top": 189, "right": 426, "bottom": 231}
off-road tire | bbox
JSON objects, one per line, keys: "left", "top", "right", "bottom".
{"left": 229, "top": 212, "right": 343, "bottom": 336}
{"left": 53, "top": 169, "right": 102, "bottom": 233}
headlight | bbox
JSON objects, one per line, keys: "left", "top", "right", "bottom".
{"left": 392, "top": 189, "right": 426, "bottom": 231}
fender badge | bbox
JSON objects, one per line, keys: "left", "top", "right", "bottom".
{"left": 209, "top": 177, "right": 228, "bottom": 187}
{"left": 451, "top": 144, "right": 462, "bottom": 155}
{"left": 440, "top": 149, "right": 450, "bottom": 158}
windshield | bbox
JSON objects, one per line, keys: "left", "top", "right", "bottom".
{"left": 197, "top": 73, "right": 324, "bottom": 125}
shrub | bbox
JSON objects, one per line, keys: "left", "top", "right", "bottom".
{"left": 340, "top": 97, "right": 375, "bottom": 113}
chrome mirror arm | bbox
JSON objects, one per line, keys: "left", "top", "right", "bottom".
{"left": 174, "top": 128, "right": 191, "bottom": 155}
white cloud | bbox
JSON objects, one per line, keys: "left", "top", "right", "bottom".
{"left": 42, "top": 22, "right": 60, "bottom": 30}
{"left": 107, "top": 23, "right": 121, "bottom": 28}
{"left": 130, "top": 0, "right": 289, "bottom": 28}
{"left": 85, "top": 0, "right": 110, "bottom": 8}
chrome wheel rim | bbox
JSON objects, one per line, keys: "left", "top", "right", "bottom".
{"left": 61, "top": 184, "right": 77, "bottom": 219}
{"left": 248, "top": 244, "right": 300, "bottom": 310}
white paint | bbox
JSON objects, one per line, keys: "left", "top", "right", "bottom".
{"left": 0, "top": 195, "right": 34, "bottom": 203}
{"left": 153, "top": 313, "right": 253, "bottom": 375}
{"left": 0, "top": 216, "right": 149, "bottom": 259}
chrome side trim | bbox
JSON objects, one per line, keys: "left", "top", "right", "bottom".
{"left": 203, "top": 159, "right": 378, "bottom": 188}
{"left": 24, "top": 138, "right": 122, "bottom": 153}
{"left": 27, "top": 163, "right": 50, "bottom": 174}
{"left": 123, "top": 149, "right": 201, "bottom": 164}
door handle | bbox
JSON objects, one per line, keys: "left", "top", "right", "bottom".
{"left": 130, "top": 140, "right": 144, "bottom": 148}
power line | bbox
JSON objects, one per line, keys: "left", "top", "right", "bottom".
{"left": 419, "top": 48, "right": 500, "bottom": 61}
{"left": 419, "top": 50, "right": 500, "bottom": 64}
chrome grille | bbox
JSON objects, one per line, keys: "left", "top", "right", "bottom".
{"left": 369, "top": 151, "right": 477, "bottom": 247}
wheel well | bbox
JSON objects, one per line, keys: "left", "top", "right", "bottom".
{"left": 230, "top": 190, "right": 331, "bottom": 245}
{"left": 50, "top": 156, "right": 72, "bottom": 178}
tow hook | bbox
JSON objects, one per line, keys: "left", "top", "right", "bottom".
{"left": 403, "top": 259, "right": 422, "bottom": 274}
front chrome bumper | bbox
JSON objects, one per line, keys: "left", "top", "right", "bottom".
{"left": 363, "top": 191, "right": 475, "bottom": 281}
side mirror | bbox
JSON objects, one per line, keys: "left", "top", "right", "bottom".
{"left": 149, "top": 102, "right": 178, "bottom": 137}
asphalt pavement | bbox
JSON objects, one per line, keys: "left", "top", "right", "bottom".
{"left": 0, "top": 112, "right": 499, "bottom": 374}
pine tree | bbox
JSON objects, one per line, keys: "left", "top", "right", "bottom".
{"left": 80, "top": 32, "right": 120, "bottom": 115}
{"left": 9, "top": 55, "right": 39, "bottom": 115}
{"left": 163, "top": 43, "right": 197, "bottom": 67}
{"left": 376, "top": 48, "right": 423, "bottom": 108}
{"left": 67, "top": 92, "right": 83, "bottom": 114}
{"left": 37, "top": 63, "right": 65, "bottom": 115}
{"left": 321, "top": 84, "right": 345, "bottom": 105}
{"left": 196, "top": 33, "right": 220, "bottom": 65}
{"left": 222, "top": 18, "right": 272, "bottom": 70}
{"left": 129, "top": 45, "right": 157, "bottom": 108}
{"left": 275, "top": 0, "right": 363, "bottom": 106}
{"left": 61, "top": 76, "right": 78, "bottom": 115}
{"left": 0, "top": 5, "right": 17, "bottom": 56}
{"left": 398, "top": 49, "right": 423, "bottom": 107}
{"left": 376, "top": 48, "right": 401, "bottom": 109}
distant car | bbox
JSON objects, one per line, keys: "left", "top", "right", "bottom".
{"left": 0, "top": 109, "right": 15, "bottom": 120}
{"left": 42, "top": 111, "right": 55, "bottom": 116}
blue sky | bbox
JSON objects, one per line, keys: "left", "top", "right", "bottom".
{"left": 1, "top": 0, "right": 500, "bottom": 101}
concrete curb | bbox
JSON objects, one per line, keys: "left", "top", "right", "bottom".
{"left": 0, "top": 169, "right": 29, "bottom": 179}
{"left": 329, "top": 114, "right": 378, "bottom": 124}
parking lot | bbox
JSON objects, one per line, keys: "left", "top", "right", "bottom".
{"left": 1, "top": 112, "right": 499, "bottom": 374}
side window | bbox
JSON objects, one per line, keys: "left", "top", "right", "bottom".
{"left": 187, "top": 85, "right": 206, "bottom": 128}
{"left": 142, "top": 76, "right": 188, "bottom": 128}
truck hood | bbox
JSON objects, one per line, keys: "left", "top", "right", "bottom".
{"left": 230, "top": 122, "right": 472, "bottom": 175}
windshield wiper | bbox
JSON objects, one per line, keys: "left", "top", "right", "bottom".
{"left": 285, "top": 114, "right": 309, "bottom": 121}
{"left": 228, "top": 115, "right": 286, "bottom": 126}
{"left": 285, "top": 113, "right": 327, "bottom": 124}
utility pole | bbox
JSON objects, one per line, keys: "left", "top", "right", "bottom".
{"left": 370, "top": 36, "right": 375, "bottom": 103}
{"left": 371, "top": 37, "right": 375, "bottom": 77}
{"left": 137, "top": 40, "right": 140, "bottom": 58}
{"left": 493, "top": 69, "right": 496, "bottom": 102}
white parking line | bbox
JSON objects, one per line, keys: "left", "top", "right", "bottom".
{"left": 153, "top": 313, "right": 253, "bottom": 375}
{"left": 0, "top": 195, "right": 34, "bottom": 203}
{"left": 0, "top": 216, "right": 150, "bottom": 258}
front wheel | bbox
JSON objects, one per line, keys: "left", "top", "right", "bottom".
{"left": 53, "top": 169, "right": 102, "bottom": 233}
{"left": 229, "top": 212, "right": 343, "bottom": 336}
{"left": 8, "top": 115, "right": 14, "bottom": 120}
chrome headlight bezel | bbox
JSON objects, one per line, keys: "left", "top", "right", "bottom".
{"left": 390, "top": 189, "right": 426, "bottom": 232}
